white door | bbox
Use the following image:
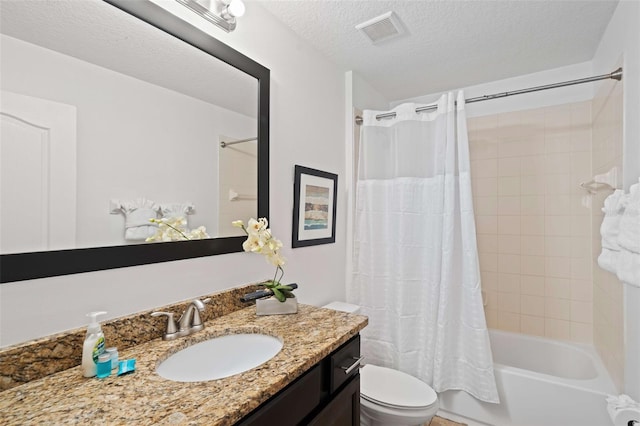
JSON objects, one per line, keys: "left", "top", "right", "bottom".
{"left": 0, "top": 91, "right": 77, "bottom": 254}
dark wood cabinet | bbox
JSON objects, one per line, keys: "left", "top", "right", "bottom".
{"left": 237, "top": 334, "right": 361, "bottom": 426}
{"left": 308, "top": 374, "right": 360, "bottom": 426}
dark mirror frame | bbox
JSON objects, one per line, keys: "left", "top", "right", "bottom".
{"left": 0, "top": 0, "right": 269, "bottom": 283}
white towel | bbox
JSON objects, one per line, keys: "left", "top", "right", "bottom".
{"left": 158, "top": 202, "right": 195, "bottom": 228}
{"left": 616, "top": 249, "right": 640, "bottom": 288}
{"left": 110, "top": 198, "right": 159, "bottom": 241}
{"left": 617, "top": 181, "right": 640, "bottom": 254}
{"left": 598, "top": 190, "right": 626, "bottom": 274}
{"left": 616, "top": 180, "right": 640, "bottom": 287}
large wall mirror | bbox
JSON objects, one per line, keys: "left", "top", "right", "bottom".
{"left": 0, "top": 0, "right": 269, "bottom": 282}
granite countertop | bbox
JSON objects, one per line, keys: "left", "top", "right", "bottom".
{"left": 0, "top": 304, "right": 367, "bottom": 425}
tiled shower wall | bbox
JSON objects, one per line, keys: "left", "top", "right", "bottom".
{"left": 468, "top": 101, "right": 594, "bottom": 343}
{"left": 591, "top": 77, "right": 624, "bottom": 391}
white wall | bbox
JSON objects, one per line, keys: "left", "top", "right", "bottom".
{"left": 591, "top": 0, "right": 640, "bottom": 401}
{"left": 0, "top": 0, "right": 347, "bottom": 347}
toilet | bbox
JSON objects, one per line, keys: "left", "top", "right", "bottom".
{"left": 323, "top": 302, "right": 439, "bottom": 426}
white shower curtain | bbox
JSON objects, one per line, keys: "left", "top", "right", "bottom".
{"left": 350, "top": 92, "right": 499, "bottom": 403}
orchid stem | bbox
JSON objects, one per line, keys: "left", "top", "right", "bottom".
{"left": 161, "top": 222, "right": 190, "bottom": 241}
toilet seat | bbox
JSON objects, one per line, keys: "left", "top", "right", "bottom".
{"left": 360, "top": 364, "right": 438, "bottom": 409}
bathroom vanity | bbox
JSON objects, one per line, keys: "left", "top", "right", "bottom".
{"left": 0, "top": 300, "right": 367, "bottom": 425}
{"left": 238, "top": 335, "right": 361, "bottom": 425}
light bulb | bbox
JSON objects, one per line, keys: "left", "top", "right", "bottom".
{"left": 226, "top": 0, "right": 245, "bottom": 18}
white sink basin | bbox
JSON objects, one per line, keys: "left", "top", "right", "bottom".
{"left": 156, "top": 333, "right": 283, "bottom": 382}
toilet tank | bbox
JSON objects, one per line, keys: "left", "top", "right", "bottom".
{"left": 322, "top": 301, "right": 361, "bottom": 314}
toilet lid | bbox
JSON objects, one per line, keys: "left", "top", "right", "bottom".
{"left": 360, "top": 364, "right": 437, "bottom": 409}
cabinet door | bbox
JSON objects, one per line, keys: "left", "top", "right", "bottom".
{"left": 308, "top": 375, "right": 360, "bottom": 426}
{"left": 237, "top": 365, "right": 322, "bottom": 426}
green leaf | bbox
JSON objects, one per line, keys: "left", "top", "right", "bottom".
{"left": 282, "top": 290, "right": 295, "bottom": 299}
{"left": 272, "top": 288, "right": 286, "bottom": 302}
{"left": 275, "top": 284, "right": 293, "bottom": 291}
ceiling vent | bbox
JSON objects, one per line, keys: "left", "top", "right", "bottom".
{"left": 355, "top": 11, "right": 404, "bottom": 44}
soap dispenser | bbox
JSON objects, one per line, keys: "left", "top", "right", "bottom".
{"left": 82, "top": 311, "right": 107, "bottom": 378}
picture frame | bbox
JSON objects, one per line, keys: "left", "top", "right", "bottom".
{"left": 292, "top": 165, "right": 338, "bottom": 248}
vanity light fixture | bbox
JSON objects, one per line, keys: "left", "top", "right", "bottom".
{"left": 175, "top": 0, "right": 245, "bottom": 32}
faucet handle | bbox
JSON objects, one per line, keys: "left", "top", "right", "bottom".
{"left": 151, "top": 311, "right": 178, "bottom": 340}
{"left": 190, "top": 298, "right": 211, "bottom": 329}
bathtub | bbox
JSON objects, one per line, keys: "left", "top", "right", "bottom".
{"left": 438, "top": 330, "right": 617, "bottom": 426}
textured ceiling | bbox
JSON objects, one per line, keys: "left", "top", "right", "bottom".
{"left": 0, "top": 0, "right": 257, "bottom": 118}
{"left": 256, "top": 0, "right": 619, "bottom": 101}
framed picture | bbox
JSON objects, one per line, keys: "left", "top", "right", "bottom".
{"left": 292, "top": 165, "right": 338, "bottom": 248}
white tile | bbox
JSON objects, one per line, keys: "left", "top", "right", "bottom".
{"left": 545, "top": 152, "right": 572, "bottom": 174}
{"left": 474, "top": 177, "right": 498, "bottom": 197}
{"left": 476, "top": 215, "right": 498, "bottom": 234}
{"left": 498, "top": 196, "right": 521, "bottom": 215}
{"left": 520, "top": 175, "right": 546, "bottom": 195}
{"left": 546, "top": 257, "right": 572, "bottom": 278}
{"left": 521, "top": 255, "right": 545, "bottom": 276}
{"left": 545, "top": 216, "right": 573, "bottom": 236}
{"left": 521, "top": 315, "right": 546, "bottom": 336}
{"left": 545, "top": 318, "right": 572, "bottom": 340}
{"left": 474, "top": 196, "right": 498, "bottom": 215}
{"left": 477, "top": 234, "right": 498, "bottom": 253}
{"left": 470, "top": 140, "right": 498, "bottom": 160}
{"left": 498, "top": 311, "right": 521, "bottom": 332}
{"left": 498, "top": 216, "right": 520, "bottom": 235}
{"left": 498, "top": 292, "right": 521, "bottom": 313}
{"left": 498, "top": 158, "right": 522, "bottom": 177}
{"left": 498, "top": 235, "right": 521, "bottom": 254}
{"left": 571, "top": 280, "right": 593, "bottom": 302}
{"left": 571, "top": 215, "right": 591, "bottom": 237}
{"left": 498, "top": 176, "right": 521, "bottom": 196}
{"left": 571, "top": 152, "right": 592, "bottom": 182}
{"left": 521, "top": 275, "right": 545, "bottom": 296}
{"left": 571, "top": 257, "right": 592, "bottom": 280}
{"left": 545, "top": 174, "right": 572, "bottom": 195}
{"left": 485, "top": 309, "right": 498, "bottom": 329}
{"left": 545, "top": 195, "right": 572, "bottom": 215}
{"left": 498, "top": 273, "right": 521, "bottom": 293}
{"left": 498, "top": 139, "right": 523, "bottom": 158}
{"left": 519, "top": 155, "right": 545, "bottom": 176}
{"left": 521, "top": 236, "right": 545, "bottom": 256}
{"left": 521, "top": 215, "right": 545, "bottom": 235}
{"left": 545, "top": 297, "right": 571, "bottom": 320}
{"left": 571, "top": 300, "right": 593, "bottom": 324}
{"left": 545, "top": 236, "right": 572, "bottom": 257}
{"left": 481, "top": 271, "right": 499, "bottom": 291}
{"left": 545, "top": 277, "right": 571, "bottom": 299}
{"left": 471, "top": 159, "right": 498, "bottom": 178}
{"left": 545, "top": 135, "right": 573, "bottom": 154}
{"left": 498, "top": 254, "right": 521, "bottom": 274}
{"left": 521, "top": 295, "right": 545, "bottom": 317}
{"left": 521, "top": 196, "right": 545, "bottom": 215}
{"left": 570, "top": 322, "right": 593, "bottom": 344}
{"left": 479, "top": 252, "right": 498, "bottom": 272}
{"left": 484, "top": 290, "right": 498, "bottom": 310}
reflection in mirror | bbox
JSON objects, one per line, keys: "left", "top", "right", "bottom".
{"left": 0, "top": 0, "right": 269, "bottom": 282}
{"left": 0, "top": 0, "right": 259, "bottom": 254}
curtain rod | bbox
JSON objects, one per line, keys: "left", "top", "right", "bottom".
{"left": 355, "top": 67, "right": 622, "bottom": 125}
{"left": 219, "top": 137, "right": 257, "bottom": 148}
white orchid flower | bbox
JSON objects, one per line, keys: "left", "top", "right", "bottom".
{"left": 234, "top": 217, "right": 290, "bottom": 299}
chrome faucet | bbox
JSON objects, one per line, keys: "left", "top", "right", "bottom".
{"left": 178, "top": 298, "right": 209, "bottom": 335}
{"left": 151, "top": 298, "right": 211, "bottom": 341}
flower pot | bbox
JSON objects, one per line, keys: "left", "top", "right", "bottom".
{"left": 256, "top": 296, "right": 298, "bottom": 315}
